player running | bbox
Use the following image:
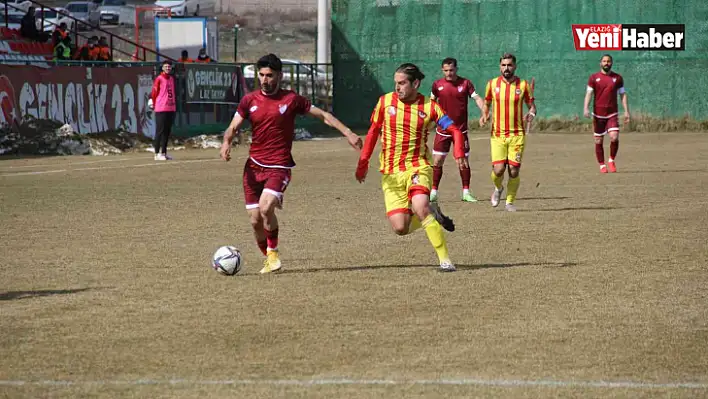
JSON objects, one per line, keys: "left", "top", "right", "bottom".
{"left": 356, "top": 63, "right": 468, "bottom": 272}
{"left": 480, "top": 53, "right": 537, "bottom": 212}
{"left": 583, "top": 54, "right": 630, "bottom": 173}
{"left": 220, "top": 53, "right": 362, "bottom": 274}
{"left": 430, "top": 57, "right": 485, "bottom": 203}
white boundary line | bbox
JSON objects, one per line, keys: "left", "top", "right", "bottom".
{"left": 0, "top": 157, "right": 136, "bottom": 171}
{"left": 0, "top": 159, "right": 222, "bottom": 177}
{"left": 0, "top": 147, "right": 360, "bottom": 178}
{"left": 0, "top": 378, "right": 706, "bottom": 389}
{"left": 0, "top": 139, "right": 362, "bottom": 172}
{"left": 0, "top": 139, "right": 492, "bottom": 178}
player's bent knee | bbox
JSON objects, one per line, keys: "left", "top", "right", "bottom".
{"left": 492, "top": 165, "right": 506, "bottom": 176}
{"left": 392, "top": 226, "right": 408, "bottom": 235}
{"left": 508, "top": 167, "right": 520, "bottom": 178}
{"left": 247, "top": 209, "right": 263, "bottom": 227}
{"left": 259, "top": 203, "right": 277, "bottom": 219}
{"left": 433, "top": 156, "right": 446, "bottom": 166}
{"left": 410, "top": 194, "right": 430, "bottom": 220}
{"left": 259, "top": 192, "right": 281, "bottom": 215}
{"left": 387, "top": 213, "right": 410, "bottom": 235}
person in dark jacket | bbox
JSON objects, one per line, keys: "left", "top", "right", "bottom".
{"left": 20, "top": 7, "right": 49, "bottom": 42}
{"left": 196, "top": 48, "right": 212, "bottom": 63}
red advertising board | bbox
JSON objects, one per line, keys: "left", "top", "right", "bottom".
{"left": 0, "top": 65, "right": 156, "bottom": 136}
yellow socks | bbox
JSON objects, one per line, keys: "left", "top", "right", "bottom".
{"left": 491, "top": 170, "right": 504, "bottom": 190}
{"left": 506, "top": 176, "right": 520, "bottom": 204}
{"left": 422, "top": 215, "right": 450, "bottom": 262}
{"left": 408, "top": 214, "right": 422, "bottom": 234}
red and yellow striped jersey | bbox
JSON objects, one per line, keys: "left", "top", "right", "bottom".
{"left": 484, "top": 76, "right": 534, "bottom": 137}
{"left": 364, "top": 93, "right": 451, "bottom": 175}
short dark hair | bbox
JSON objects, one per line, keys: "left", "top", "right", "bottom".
{"left": 601, "top": 54, "right": 613, "bottom": 62}
{"left": 162, "top": 60, "right": 172, "bottom": 67}
{"left": 396, "top": 63, "right": 425, "bottom": 83}
{"left": 256, "top": 53, "right": 282, "bottom": 72}
{"left": 181, "top": 50, "right": 188, "bottom": 57}
{"left": 500, "top": 53, "right": 516, "bottom": 64}
{"left": 441, "top": 57, "right": 457, "bottom": 67}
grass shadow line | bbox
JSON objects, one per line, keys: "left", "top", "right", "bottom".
{"left": 0, "top": 287, "right": 98, "bottom": 301}
{"left": 531, "top": 206, "right": 622, "bottom": 212}
{"left": 239, "top": 261, "right": 579, "bottom": 276}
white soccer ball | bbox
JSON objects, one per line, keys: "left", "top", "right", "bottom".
{"left": 212, "top": 246, "right": 242, "bottom": 276}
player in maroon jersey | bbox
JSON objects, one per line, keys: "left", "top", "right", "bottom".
{"left": 219, "top": 54, "right": 362, "bottom": 274}
{"left": 430, "top": 58, "right": 485, "bottom": 202}
{"left": 584, "top": 54, "right": 631, "bottom": 173}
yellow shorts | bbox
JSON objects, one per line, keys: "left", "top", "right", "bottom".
{"left": 381, "top": 166, "right": 433, "bottom": 217}
{"left": 491, "top": 135, "right": 526, "bottom": 167}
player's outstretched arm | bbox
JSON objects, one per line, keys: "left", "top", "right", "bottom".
{"left": 149, "top": 76, "right": 161, "bottom": 109}
{"left": 620, "top": 91, "right": 630, "bottom": 124}
{"left": 522, "top": 79, "right": 537, "bottom": 134}
{"left": 525, "top": 100, "right": 537, "bottom": 134}
{"left": 473, "top": 95, "right": 485, "bottom": 114}
{"left": 220, "top": 113, "right": 246, "bottom": 162}
{"left": 583, "top": 89, "right": 593, "bottom": 118}
{"left": 480, "top": 102, "right": 490, "bottom": 127}
{"left": 480, "top": 81, "right": 492, "bottom": 127}
{"left": 433, "top": 105, "right": 469, "bottom": 170}
{"left": 442, "top": 121, "right": 469, "bottom": 170}
{"left": 307, "top": 106, "right": 362, "bottom": 150}
{"left": 355, "top": 121, "right": 381, "bottom": 183}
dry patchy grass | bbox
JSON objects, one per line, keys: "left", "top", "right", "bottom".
{"left": 1, "top": 132, "right": 707, "bottom": 398}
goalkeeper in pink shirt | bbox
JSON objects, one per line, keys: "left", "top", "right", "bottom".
{"left": 149, "top": 61, "right": 177, "bottom": 160}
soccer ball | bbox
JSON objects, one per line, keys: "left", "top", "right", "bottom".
{"left": 212, "top": 246, "right": 242, "bottom": 275}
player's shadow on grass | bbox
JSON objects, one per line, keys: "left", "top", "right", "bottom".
{"left": 474, "top": 196, "right": 571, "bottom": 203}
{"left": 520, "top": 196, "right": 572, "bottom": 200}
{"left": 0, "top": 287, "right": 96, "bottom": 301}
{"left": 620, "top": 169, "right": 706, "bottom": 174}
{"left": 532, "top": 205, "right": 622, "bottom": 212}
{"left": 276, "top": 261, "right": 577, "bottom": 275}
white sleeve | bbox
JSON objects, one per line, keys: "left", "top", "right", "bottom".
{"left": 586, "top": 86, "right": 594, "bottom": 92}
{"left": 470, "top": 91, "right": 479, "bottom": 98}
{"left": 618, "top": 87, "right": 626, "bottom": 94}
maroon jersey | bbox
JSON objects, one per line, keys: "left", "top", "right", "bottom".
{"left": 236, "top": 89, "right": 312, "bottom": 168}
{"left": 431, "top": 77, "right": 478, "bottom": 133}
{"left": 587, "top": 71, "right": 625, "bottom": 117}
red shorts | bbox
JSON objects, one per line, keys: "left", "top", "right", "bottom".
{"left": 593, "top": 114, "right": 619, "bottom": 136}
{"left": 242, "top": 159, "right": 292, "bottom": 209}
{"left": 432, "top": 131, "right": 470, "bottom": 157}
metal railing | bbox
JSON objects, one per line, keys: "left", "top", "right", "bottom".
{"left": 0, "top": 59, "right": 335, "bottom": 136}
{"left": 1, "top": 0, "right": 174, "bottom": 61}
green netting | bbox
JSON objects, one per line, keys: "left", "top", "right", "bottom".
{"left": 332, "top": 0, "right": 708, "bottom": 128}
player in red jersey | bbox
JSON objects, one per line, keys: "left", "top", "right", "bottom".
{"left": 220, "top": 54, "right": 362, "bottom": 274}
{"left": 584, "top": 54, "right": 630, "bottom": 173}
{"left": 430, "top": 58, "right": 485, "bottom": 202}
